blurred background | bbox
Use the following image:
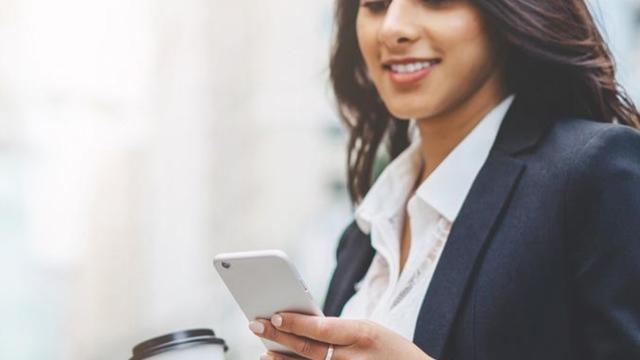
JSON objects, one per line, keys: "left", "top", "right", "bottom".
{"left": 0, "top": 0, "right": 639, "bottom": 359}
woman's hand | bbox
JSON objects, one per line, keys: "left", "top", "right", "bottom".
{"left": 248, "top": 312, "right": 435, "bottom": 360}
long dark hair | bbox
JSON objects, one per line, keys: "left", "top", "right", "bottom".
{"left": 329, "top": 0, "right": 640, "bottom": 205}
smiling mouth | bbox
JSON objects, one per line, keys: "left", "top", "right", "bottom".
{"left": 382, "top": 59, "right": 442, "bottom": 74}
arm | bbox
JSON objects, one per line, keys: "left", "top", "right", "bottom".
{"left": 566, "top": 125, "right": 640, "bottom": 358}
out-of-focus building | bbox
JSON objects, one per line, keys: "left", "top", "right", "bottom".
{"left": 589, "top": 0, "right": 640, "bottom": 101}
{"left": 0, "top": 0, "right": 343, "bottom": 358}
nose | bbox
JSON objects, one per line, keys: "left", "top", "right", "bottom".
{"left": 378, "top": 0, "right": 420, "bottom": 49}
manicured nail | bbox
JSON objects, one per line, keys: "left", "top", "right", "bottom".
{"left": 271, "top": 314, "right": 283, "bottom": 327}
{"left": 260, "top": 355, "right": 273, "bottom": 360}
{"left": 249, "top": 321, "right": 265, "bottom": 334}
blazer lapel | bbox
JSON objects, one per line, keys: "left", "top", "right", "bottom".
{"left": 412, "top": 95, "right": 552, "bottom": 358}
{"left": 323, "top": 224, "right": 375, "bottom": 317}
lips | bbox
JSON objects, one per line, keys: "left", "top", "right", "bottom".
{"left": 382, "top": 58, "right": 441, "bottom": 85}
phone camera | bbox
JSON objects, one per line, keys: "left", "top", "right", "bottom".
{"left": 221, "top": 261, "right": 231, "bottom": 269}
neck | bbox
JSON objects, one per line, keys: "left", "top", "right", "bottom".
{"left": 416, "top": 71, "right": 508, "bottom": 183}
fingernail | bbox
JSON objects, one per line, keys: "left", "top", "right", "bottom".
{"left": 260, "top": 355, "right": 273, "bottom": 360}
{"left": 271, "top": 314, "right": 283, "bottom": 327}
{"left": 249, "top": 321, "right": 265, "bottom": 334}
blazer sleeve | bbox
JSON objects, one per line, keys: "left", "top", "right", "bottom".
{"left": 566, "top": 125, "right": 640, "bottom": 358}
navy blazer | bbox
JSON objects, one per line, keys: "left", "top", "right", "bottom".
{"left": 322, "top": 96, "right": 640, "bottom": 360}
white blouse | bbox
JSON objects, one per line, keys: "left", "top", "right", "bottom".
{"left": 339, "top": 94, "right": 516, "bottom": 341}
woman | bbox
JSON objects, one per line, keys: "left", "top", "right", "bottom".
{"left": 249, "top": 0, "right": 640, "bottom": 359}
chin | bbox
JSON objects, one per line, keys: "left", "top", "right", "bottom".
{"left": 382, "top": 92, "right": 438, "bottom": 120}
{"left": 385, "top": 103, "right": 432, "bottom": 120}
{"left": 388, "top": 110, "right": 418, "bottom": 120}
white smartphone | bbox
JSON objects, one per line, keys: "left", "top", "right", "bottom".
{"left": 213, "top": 250, "right": 324, "bottom": 354}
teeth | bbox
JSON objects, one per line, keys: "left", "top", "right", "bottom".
{"left": 389, "top": 61, "right": 435, "bottom": 74}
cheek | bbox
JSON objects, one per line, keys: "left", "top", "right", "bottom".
{"left": 442, "top": 10, "right": 484, "bottom": 41}
{"left": 426, "top": 3, "right": 486, "bottom": 47}
{"left": 432, "top": 10, "right": 495, "bottom": 79}
{"left": 356, "top": 15, "right": 382, "bottom": 75}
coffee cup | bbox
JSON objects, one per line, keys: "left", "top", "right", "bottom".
{"left": 130, "top": 329, "right": 228, "bottom": 360}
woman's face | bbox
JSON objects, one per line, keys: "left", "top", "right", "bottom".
{"left": 356, "top": 0, "right": 504, "bottom": 120}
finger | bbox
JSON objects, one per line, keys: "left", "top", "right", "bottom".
{"left": 262, "top": 351, "right": 305, "bottom": 360}
{"left": 270, "top": 313, "right": 367, "bottom": 345}
{"left": 264, "top": 346, "right": 341, "bottom": 360}
{"left": 249, "top": 319, "right": 328, "bottom": 360}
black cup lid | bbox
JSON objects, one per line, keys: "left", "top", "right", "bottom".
{"left": 130, "top": 329, "right": 228, "bottom": 360}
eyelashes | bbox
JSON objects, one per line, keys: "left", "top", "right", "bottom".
{"left": 361, "top": 0, "right": 391, "bottom": 13}
{"left": 361, "top": 0, "right": 452, "bottom": 14}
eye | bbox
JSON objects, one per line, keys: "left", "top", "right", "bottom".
{"left": 361, "top": 0, "right": 391, "bottom": 14}
{"left": 422, "top": 0, "right": 453, "bottom": 6}
{"left": 361, "top": 0, "right": 452, "bottom": 14}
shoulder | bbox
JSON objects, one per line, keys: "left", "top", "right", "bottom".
{"left": 534, "top": 118, "right": 640, "bottom": 179}
{"left": 551, "top": 119, "right": 640, "bottom": 178}
{"left": 544, "top": 117, "right": 640, "bottom": 152}
{"left": 522, "top": 119, "right": 640, "bottom": 278}
{"left": 551, "top": 120, "right": 640, "bottom": 245}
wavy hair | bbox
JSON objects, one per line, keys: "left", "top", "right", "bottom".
{"left": 329, "top": 0, "right": 640, "bottom": 204}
